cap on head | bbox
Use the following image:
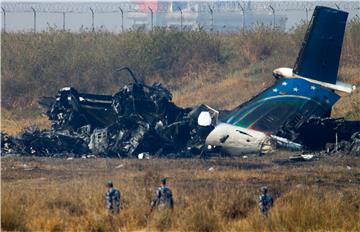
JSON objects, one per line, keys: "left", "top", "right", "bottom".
{"left": 160, "top": 177, "right": 167, "bottom": 185}
{"left": 106, "top": 180, "right": 113, "bottom": 188}
{"left": 261, "top": 186, "right": 268, "bottom": 193}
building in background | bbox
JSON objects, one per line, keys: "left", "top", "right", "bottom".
{"left": 127, "top": 1, "right": 287, "bottom": 32}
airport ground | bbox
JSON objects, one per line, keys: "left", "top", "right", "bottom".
{"left": 1, "top": 151, "right": 359, "bottom": 231}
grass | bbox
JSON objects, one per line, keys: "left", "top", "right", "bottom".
{"left": 1, "top": 108, "right": 50, "bottom": 135}
{"left": 1, "top": 154, "right": 360, "bottom": 231}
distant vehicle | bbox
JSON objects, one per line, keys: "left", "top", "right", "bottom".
{"left": 205, "top": 6, "right": 357, "bottom": 155}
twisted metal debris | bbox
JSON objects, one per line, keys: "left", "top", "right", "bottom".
{"left": 1, "top": 71, "right": 217, "bottom": 157}
{"left": 1, "top": 67, "right": 359, "bottom": 157}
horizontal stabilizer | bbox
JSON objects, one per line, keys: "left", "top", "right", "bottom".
{"left": 293, "top": 6, "right": 348, "bottom": 84}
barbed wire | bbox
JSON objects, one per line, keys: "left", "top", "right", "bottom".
{"left": 1, "top": 1, "right": 359, "bottom": 33}
{"left": 1, "top": 1, "right": 359, "bottom": 13}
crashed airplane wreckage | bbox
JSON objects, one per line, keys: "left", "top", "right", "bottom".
{"left": 205, "top": 6, "right": 360, "bottom": 155}
{"left": 2, "top": 71, "right": 219, "bottom": 157}
{"left": 1, "top": 6, "right": 360, "bottom": 157}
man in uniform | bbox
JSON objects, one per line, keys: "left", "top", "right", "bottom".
{"left": 150, "top": 178, "right": 174, "bottom": 211}
{"left": 105, "top": 180, "right": 121, "bottom": 214}
{"left": 259, "top": 186, "right": 273, "bottom": 215}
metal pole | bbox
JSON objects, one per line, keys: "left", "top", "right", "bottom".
{"left": 208, "top": 5, "right": 213, "bottom": 31}
{"left": 305, "top": 8, "right": 308, "bottom": 22}
{"left": 1, "top": 7, "right": 5, "bottom": 33}
{"left": 335, "top": 4, "right": 340, "bottom": 10}
{"left": 239, "top": 4, "right": 245, "bottom": 32}
{"left": 62, "top": 12, "right": 66, "bottom": 31}
{"left": 31, "top": 7, "right": 36, "bottom": 33}
{"left": 90, "top": 7, "right": 94, "bottom": 32}
{"left": 269, "top": 5, "right": 275, "bottom": 30}
{"left": 335, "top": 133, "right": 338, "bottom": 152}
{"left": 178, "top": 7, "right": 183, "bottom": 31}
{"left": 119, "top": 7, "right": 124, "bottom": 32}
{"left": 148, "top": 7, "right": 153, "bottom": 32}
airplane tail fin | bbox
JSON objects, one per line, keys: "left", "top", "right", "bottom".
{"left": 293, "top": 6, "right": 348, "bottom": 84}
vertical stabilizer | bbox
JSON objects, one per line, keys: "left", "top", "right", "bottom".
{"left": 293, "top": 6, "right": 348, "bottom": 84}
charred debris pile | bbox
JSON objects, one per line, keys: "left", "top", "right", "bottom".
{"left": 1, "top": 68, "right": 360, "bottom": 158}
{"left": 1, "top": 69, "right": 218, "bottom": 158}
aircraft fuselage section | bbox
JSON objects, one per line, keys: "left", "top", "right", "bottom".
{"left": 205, "top": 123, "right": 272, "bottom": 155}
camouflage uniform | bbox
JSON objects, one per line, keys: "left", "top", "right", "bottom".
{"left": 259, "top": 186, "right": 273, "bottom": 215}
{"left": 150, "top": 185, "right": 174, "bottom": 210}
{"left": 106, "top": 187, "right": 121, "bottom": 214}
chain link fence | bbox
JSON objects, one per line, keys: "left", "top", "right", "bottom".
{"left": 1, "top": 1, "right": 359, "bottom": 33}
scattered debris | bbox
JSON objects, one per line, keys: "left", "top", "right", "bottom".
{"left": 289, "top": 154, "right": 315, "bottom": 162}
{"left": 115, "top": 164, "right": 124, "bottom": 169}
{"left": 279, "top": 117, "right": 360, "bottom": 151}
{"left": 328, "top": 132, "right": 360, "bottom": 155}
{"left": 208, "top": 167, "right": 215, "bottom": 172}
{"left": 138, "top": 152, "right": 150, "bottom": 160}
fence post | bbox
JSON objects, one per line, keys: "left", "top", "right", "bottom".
{"left": 31, "top": 7, "right": 36, "bottom": 33}
{"left": 269, "top": 5, "right": 275, "bottom": 30}
{"left": 178, "top": 7, "right": 183, "bottom": 31}
{"left": 119, "top": 7, "right": 124, "bottom": 32}
{"left": 208, "top": 5, "right": 213, "bottom": 31}
{"left": 239, "top": 3, "right": 245, "bottom": 32}
{"left": 62, "top": 12, "right": 66, "bottom": 31}
{"left": 90, "top": 7, "right": 94, "bottom": 32}
{"left": 1, "top": 7, "right": 5, "bottom": 33}
{"left": 148, "top": 7, "right": 153, "bottom": 32}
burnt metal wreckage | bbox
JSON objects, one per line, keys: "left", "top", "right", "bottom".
{"left": 1, "top": 68, "right": 219, "bottom": 158}
{"left": 1, "top": 7, "right": 360, "bottom": 158}
{"left": 1, "top": 67, "right": 359, "bottom": 158}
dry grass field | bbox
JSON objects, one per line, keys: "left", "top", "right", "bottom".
{"left": 2, "top": 152, "right": 360, "bottom": 231}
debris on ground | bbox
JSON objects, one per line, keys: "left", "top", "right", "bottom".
{"left": 326, "top": 132, "right": 360, "bottom": 155}
{"left": 278, "top": 117, "right": 360, "bottom": 151}
{"left": 289, "top": 154, "right": 316, "bottom": 162}
{"left": 115, "top": 164, "right": 124, "bottom": 169}
{"left": 1, "top": 77, "right": 218, "bottom": 158}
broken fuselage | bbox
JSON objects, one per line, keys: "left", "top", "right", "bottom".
{"left": 205, "top": 6, "right": 357, "bottom": 155}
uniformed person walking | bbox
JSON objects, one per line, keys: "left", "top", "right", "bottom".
{"left": 259, "top": 186, "right": 273, "bottom": 215}
{"left": 150, "top": 178, "right": 174, "bottom": 211}
{"left": 105, "top": 180, "right": 121, "bottom": 214}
